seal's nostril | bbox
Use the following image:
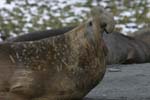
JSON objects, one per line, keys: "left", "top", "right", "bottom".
{"left": 101, "top": 23, "right": 109, "bottom": 34}
{"left": 89, "top": 21, "right": 93, "bottom": 26}
{"left": 101, "top": 23, "right": 107, "bottom": 28}
{"left": 104, "top": 28, "right": 109, "bottom": 34}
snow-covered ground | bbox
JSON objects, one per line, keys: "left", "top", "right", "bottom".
{"left": 0, "top": 0, "right": 150, "bottom": 36}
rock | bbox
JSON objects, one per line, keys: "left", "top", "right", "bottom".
{"left": 108, "top": 68, "right": 121, "bottom": 72}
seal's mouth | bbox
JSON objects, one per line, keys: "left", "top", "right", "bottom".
{"left": 101, "top": 29, "right": 109, "bottom": 56}
{"left": 101, "top": 39, "right": 108, "bottom": 56}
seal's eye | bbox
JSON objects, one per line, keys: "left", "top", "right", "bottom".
{"left": 89, "top": 21, "right": 93, "bottom": 26}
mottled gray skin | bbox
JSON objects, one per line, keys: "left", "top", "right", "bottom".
{"left": 104, "top": 32, "right": 150, "bottom": 64}
{"left": 8, "top": 14, "right": 150, "bottom": 64}
{"left": 130, "top": 28, "right": 150, "bottom": 46}
{"left": 103, "top": 32, "right": 131, "bottom": 64}
{"left": 0, "top": 7, "right": 109, "bottom": 100}
{"left": 127, "top": 28, "right": 150, "bottom": 63}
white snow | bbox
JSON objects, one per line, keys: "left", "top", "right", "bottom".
{"left": 71, "top": 7, "right": 90, "bottom": 15}
{"left": 0, "top": 1, "right": 15, "bottom": 10}
{"left": 120, "top": 11, "right": 135, "bottom": 17}
{"left": 146, "top": 12, "right": 150, "bottom": 17}
{"left": 0, "top": 0, "right": 149, "bottom": 36}
{"left": 62, "top": 16, "right": 76, "bottom": 23}
{"left": 24, "top": 23, "right": 33, "bottom": 28}
{"left": 116, "top": 24, "right": 138, "bottom": 35}
{"left": 28, "top": 0, "right": 36, "bottom": 4}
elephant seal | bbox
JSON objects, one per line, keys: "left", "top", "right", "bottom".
{"left": 127, "top": 28, "right": 150, "bottom": 63}
{"left": 9, "top": 30, "right": 149, "bottom": 64}
{"left": 130, "top": 28, "right": 150, "bottom": 46}
{"left": 103, "top": 32, "right": 131, "bottom": 64}
{"left": 8, "top": 10, "right": 150, "bottom": 64}
{"left": 0, "top": 7, "right": 111, "bottom": 100}
{"left": 104, "top": 32, "right": 150, "bottom": 64}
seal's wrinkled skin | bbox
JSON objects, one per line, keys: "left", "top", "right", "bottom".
{"left": 130, "top": 28, "right": 150, "bottom": 46}
{"left": 0, "top": 7, "right": 109, "bottom": 100}
{"left": 104, "top": 32, "right": 150, "bottom": 64}
{"left": 103, "top": 32, "right": 131, "bottom": 64}
{"left": 6, "top": 27, "right": 75, "bottom": 42}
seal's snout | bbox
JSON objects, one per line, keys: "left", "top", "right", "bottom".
{"left": 89, "top": 21, "right": 93, "bottom": 26}
{"left": 101, "top": 22, "right": 107, "bottom": 29}
{"left": 92, "top": 6, "right": 115, "bottom": 34}
{"left": 100, "top": 22, "right": 109, "bottom": 34}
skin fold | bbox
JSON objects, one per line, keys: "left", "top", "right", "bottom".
{"left": 0, "top": 7, "right": 114, "bottom": 100}
{"left": 104, "top": 32, "right": 150, "bottom": 64}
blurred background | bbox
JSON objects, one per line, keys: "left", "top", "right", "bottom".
{"left": 0, "top": 0, "right": 150, "bottom": 39}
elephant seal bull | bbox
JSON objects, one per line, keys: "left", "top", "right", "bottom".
{"left": 0, "top": 7, "right": 112, "bottom": 100}
{"left": 9, "top": 9, "right": 150, "bottom": 64}
{"left": 127, "top": 28, "right": 150, "bottom": 63}
{"left": 103, "top": 32, "right": 131, "bottom": 64}
{"left": 104, "top": 32, "right": 150, "bottom": 64}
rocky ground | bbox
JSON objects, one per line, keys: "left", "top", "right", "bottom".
{"left": 85, "top": 63, "right": 150, "bottom": 100}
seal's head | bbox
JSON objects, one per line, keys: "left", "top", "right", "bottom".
{"left": 95, "top": 6, "right": 115, "bottom": 33}
{"left": 86, "top": 6, "right": 114, "bottom": 56}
